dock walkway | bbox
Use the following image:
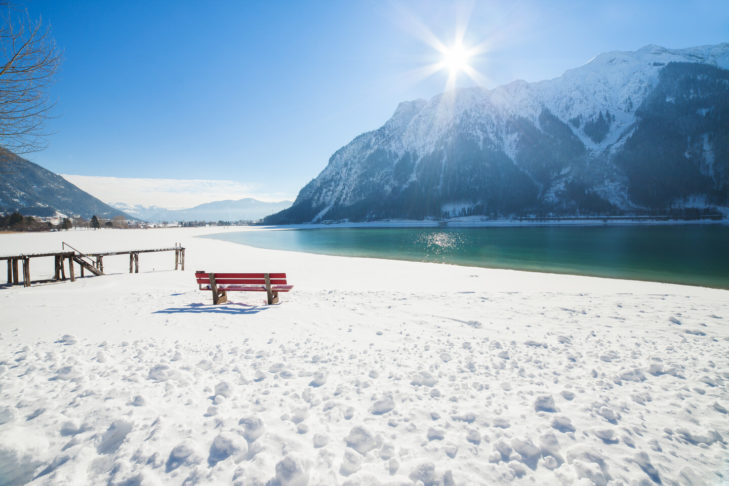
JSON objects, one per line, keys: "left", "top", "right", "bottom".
{"left": 1, "top": 243, "right": 185, "bottom": 287}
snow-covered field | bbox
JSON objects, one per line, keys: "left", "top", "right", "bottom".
{"left": 1, "top": 227, "right": 727, "bottom": 485}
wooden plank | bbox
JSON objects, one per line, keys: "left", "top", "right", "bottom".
{"left": 196, "top": 275, "right": 287, "bottom": 281}
{"left": 196, "top": 278, "right": 288, "bottom": 285}
{"left": 199, "top": 285, "right": 292, "bottom": 292}
{"left": 87, "top": 247, "right": 182, "bottom": 257}
{"left": 206, "top": 285, "right": 267, "bottom": 291}
{"left": 0, "top": 251, "right": 75, "bottom": 260}
{"left": 204, "top": 273, "right": 287, "bottom": 279}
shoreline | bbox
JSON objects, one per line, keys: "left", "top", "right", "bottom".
{"left": 257, "top": 216, "right": 729, "bottom": 230}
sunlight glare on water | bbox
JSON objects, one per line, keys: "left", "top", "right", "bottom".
{"left": 417, "top": 231, "right": 463, "bottom": 258}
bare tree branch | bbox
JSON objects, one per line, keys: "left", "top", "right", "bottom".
{"left": 0, "top": 2, "right": 61, "bottom": 153}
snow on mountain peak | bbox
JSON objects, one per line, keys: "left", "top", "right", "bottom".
{"left": 381, "top": 43, "right": 729, "bottom": 158}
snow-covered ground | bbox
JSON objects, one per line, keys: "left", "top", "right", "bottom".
{"left": 1, "top": 227, "right": 727, "bottom": 485}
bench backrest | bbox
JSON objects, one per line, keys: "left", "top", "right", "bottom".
{"left": 195, "top": 272, "right": 287, "bottom": 286}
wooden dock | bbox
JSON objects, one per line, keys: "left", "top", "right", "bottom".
{"left": 1, "top": 242, "right": 185, "bottom": 287}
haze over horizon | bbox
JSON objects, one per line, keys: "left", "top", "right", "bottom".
{"left": 22, "top": 0, "right": 729, "bottom": 207}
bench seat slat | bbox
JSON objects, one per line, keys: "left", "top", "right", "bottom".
{"left": 197, "top": 278, "right": 288, "bottom": 285}
{"left": 201, "top": 284, "right": 293, "bottom": 292}
{"left": 195, "top": 272, "right": 287, "bottom": 279}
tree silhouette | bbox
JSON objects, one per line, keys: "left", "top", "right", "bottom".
{"left": 0, "top": 4, "right": 61, "bottom": 153}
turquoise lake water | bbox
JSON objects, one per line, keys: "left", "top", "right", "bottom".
{"left": 204, "top": 225, "right": 729, "bottom": 289}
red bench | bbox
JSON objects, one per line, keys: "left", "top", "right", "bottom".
{"left": 195, "top": 271, "right": 293, "bottom": 305}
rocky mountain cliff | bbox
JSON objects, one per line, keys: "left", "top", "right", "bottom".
{"left": 0, "top": 148, "right": 131, "bottom": 219}
{"left": 265, "top": 44, "right": 729, "bottom": 223}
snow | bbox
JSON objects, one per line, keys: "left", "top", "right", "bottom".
{"left": 397, "top": 43, "right": 729, "bottom": 160}
{"left": 1, "top": 226, "right": 728, "bottom": 485}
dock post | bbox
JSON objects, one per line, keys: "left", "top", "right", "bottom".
{"left": 175, "top": 248, "right": 179, "bottom": 270}
{"left": 134, "top": 253, "right": 139, "bottom": 273}
{"left": 6, "top": 260, "right": 11, "bottom": 284}
{"left": 68, "top": 256, "right": 75, "bottom": 282}
{"left": 23, "top": 257, "right": 30, "bottom": 287}
{"left": 12, "top": 258, "right": 19, "bottom": 284}
{"left": 97, "top": 256, "right": 104, "bottom": 273}
{"left": 181, "top": 248, "right": 185, "bottom": 271}
{"left": 60, "top": 256, "right": 67, "bottom": 280}
{"left": 129, "top": 253, "right": 133, "bottom": 273}
{"left": 54, "top": 256, "right": 60, "bottom": 280}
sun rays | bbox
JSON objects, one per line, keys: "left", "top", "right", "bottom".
{"left": 395, "top": 4, "right": 490, "bottom": 93}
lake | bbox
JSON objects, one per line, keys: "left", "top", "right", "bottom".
{"left": 204, "top": 225, "right": 729, "bottom": 289}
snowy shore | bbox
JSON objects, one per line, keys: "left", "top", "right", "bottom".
{"left": 1, "top": 227, "right": 727, "bottom": 485}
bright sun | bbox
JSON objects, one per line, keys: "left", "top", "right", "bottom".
{"left": 441, "top": 42, "right": 471, "bottom": 76}
{"left": 401, "top": 11, "right": 488, "bottom": 91}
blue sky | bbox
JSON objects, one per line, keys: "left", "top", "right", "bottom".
{"left": 25, "top": 0, "right": 729, "bottom": 203}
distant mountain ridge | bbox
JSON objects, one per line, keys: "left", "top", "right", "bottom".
{"left": 0, "top": 148, "right": 131, "bottom": 219}
{"left": 266, "top": 43, "right": 729, "bottom": 223}
{"left": 114, "top": 198, "right": 292, "bottom": 223}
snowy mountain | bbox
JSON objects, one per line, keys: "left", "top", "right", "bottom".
{"left": 114, "top": 198, "right": 292, "bottom": 223}
{"left": 0, "top": 148, "right": 132, "bottom": 219}
{"left": 265, "top": 44, "right": 729, "bottom": 223}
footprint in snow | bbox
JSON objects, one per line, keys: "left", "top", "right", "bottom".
{"left": 370, "top": 396, "right": 394, "bottom": 415}
{"left": 207, "top": 433, "right": 247, "bottom": 467}
{"left": 313, "top": 434, "right": 328, "bottom": 448}
{"left": 492, "top": 417, "right": 510, "bottom": 428}
{"left": 339, "top": 449, "right": 362, "bottom": 476}
{"left": 594, "top": 428, "right": 619, "bottom": 444}
{"left": 166, "top": 441, "right": 200, "bottom": 472}
{"left": 551, "top": 416, "right": 575, "bottom": 433}
{"left": 55, "top": 335, "right": 77, "bottom": 345}
{"left": 427, "top": 428, "right": 445, "bottom": 441}
{"left": 96, "top": 420, "right": 132, "bottom": 455}
{"left": 411, "top": 371, "right": 437, "bottom": 387}
{"left": 511, "top": 437, "right": 540, "bottom": 470}
{"left": 274, "top": 456, "right": 309, "bottom": 485}
{"left": 239, "top": 417, "right": 264, "bottom": 442}
{"left": 535, "top": 395, "right": 557, "bottom": 412}
{"left": 344, "top": 426, "right": 378, "bottom": 454}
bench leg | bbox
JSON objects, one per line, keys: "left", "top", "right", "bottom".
{"left": 217, "top": 289, "right": 228, "bottom": 305}
{"left": 212, "top": 288, "right": 228, "bottom": 305}
{"left": 266, "top": 290, "right": 279, "bottom": 305}
{"left": 209, "top": 273, "right": 227, "bottom": 305}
